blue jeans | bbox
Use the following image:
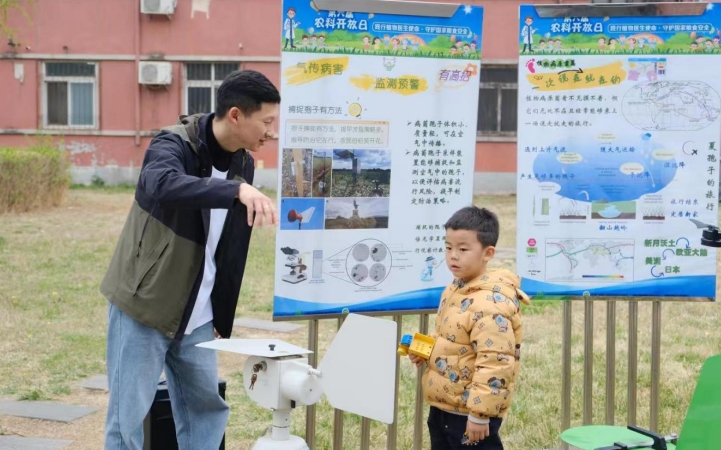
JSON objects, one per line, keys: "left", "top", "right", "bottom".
{"left": 104, "top": 302, "right": 229, "bottom": 450}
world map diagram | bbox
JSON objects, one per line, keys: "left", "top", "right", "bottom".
{"left": 622, "top": 81, "right": 721, "bottom": 132}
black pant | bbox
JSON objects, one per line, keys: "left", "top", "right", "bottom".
{"left": 427, "top": 407, "right": 504, "bottom": 450}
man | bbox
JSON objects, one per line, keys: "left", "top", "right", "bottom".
{"left": 100, "top": 69, "right": 280, "bottom": 450}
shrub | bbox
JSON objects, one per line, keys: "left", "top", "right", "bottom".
{"left": 0, "top": 140, "right": 70, "bottom": 214}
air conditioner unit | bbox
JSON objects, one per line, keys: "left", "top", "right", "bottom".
{"left": 139, "top": 61, "right": 173, "bottom": 85}
{"left": 141, "top": 0, "right": 177, "bottom": 15}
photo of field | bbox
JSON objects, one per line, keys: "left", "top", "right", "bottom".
{"left": 330, "top": 149, "right": 391, "bottom": 198}
{"left": 324, "top": 197, "right": 390, "bottom": 230}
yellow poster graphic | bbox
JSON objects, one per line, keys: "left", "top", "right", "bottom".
{"left": 525, "top": 61, "right": 626, "bottom": 91}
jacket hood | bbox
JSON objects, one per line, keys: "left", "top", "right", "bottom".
{"left": 158, "top": 113, "right": 208, "bottom": 156}
{"left": 454, "top": 267, "right": 531, "bottom": 306}
{"left": 175, "top": 113, "right": 205, "bottom": 154}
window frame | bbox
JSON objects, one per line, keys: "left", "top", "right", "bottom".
{"left": 41, "top": 61, "right": 99, "bottom": 130}
{"left": 183, "top": 62, "right": 240, "bottom": 115}
{"left": 477, "top": 63, "right": 518, "bottom": 142}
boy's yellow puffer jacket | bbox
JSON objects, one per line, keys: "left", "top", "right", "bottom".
{"left": 422, "top": 267, "right": 531, "bottom": 421}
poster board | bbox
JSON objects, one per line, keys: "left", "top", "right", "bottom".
{"left": 516, "top": 2, "right": 721, "bottom": 300}
{"left": 273, "top": 0, "right": 484, "bottom": 318}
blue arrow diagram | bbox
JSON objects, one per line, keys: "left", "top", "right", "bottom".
{"left": 651, "top": 266, "right": 665, "bottom": 278}
{"left": 676, "top": 237, "right": 690, "bottom": 249}
{"left": 662, "top": 249, "right": 675, "bottom": 260}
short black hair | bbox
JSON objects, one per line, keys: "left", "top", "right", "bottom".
{"left": 215, "top": 69, "right": 281, "bottom": 118}
{"left": 444, "top": 206, "right": 499, "bottom": 247}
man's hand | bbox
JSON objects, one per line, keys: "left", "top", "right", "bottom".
{"left": 238, "top": 183, "right": 279, "bottom": 227}
{"left": 465, "top": 421, "right": 489, "bottom": 445}
{"left": 408, "top": 354, "right": 424, "bottom": 368}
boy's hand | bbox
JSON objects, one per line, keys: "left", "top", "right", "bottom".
{"left": 465, "top": 421, "right": 489, "bottom": 444}
{"left": 408, "top": 354, "right": 424, "bottom": 368}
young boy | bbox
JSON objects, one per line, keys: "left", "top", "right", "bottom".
{"left": 409, "top": 206, "right": 530, "bottom": 449}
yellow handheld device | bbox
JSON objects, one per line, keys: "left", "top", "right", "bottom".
{"left": 397, "top": 333, "right": 435, "bottom": 359}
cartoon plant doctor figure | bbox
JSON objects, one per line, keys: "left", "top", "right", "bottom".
{"left": 284, "top": 7, "right": 300, "bottom": 49}
{"left": 521, "top": 16, "right": 536, "bottom": 53}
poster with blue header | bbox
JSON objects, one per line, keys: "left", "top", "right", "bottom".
{"left": 516, "top": 3, "right": 721, "bottom": 300}
{"left": 273, "top": 0, "right": 484, "bottom": 318}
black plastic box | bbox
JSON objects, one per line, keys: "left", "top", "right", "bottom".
{"left": 143, "top": 379, "right": 227, "bottom": 450}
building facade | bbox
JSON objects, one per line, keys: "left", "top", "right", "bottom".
{"left": 0, "top": 0, "right": 695, "bottom": 192}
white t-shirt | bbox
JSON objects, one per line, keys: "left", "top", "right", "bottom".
{"left": 185, "top": 166, "right": 229, "bottom": 335}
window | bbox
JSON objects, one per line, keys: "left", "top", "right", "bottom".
{"left": 184, "top": 63, "right": 239, "bottom": 115}
{"left": 43, "top": 62, "right": 98, "bottom": 128}
{"left": 477, "top": 66, "right": 518, "bottom": 140}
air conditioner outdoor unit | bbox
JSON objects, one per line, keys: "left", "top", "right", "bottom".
{"left": 139, "top": 61, "right": 173, "bottom": 85}
{"left": 141, "top": 0, "right": 177, "bottom": 15}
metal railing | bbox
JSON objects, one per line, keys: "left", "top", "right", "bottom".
{"left": 298, "top": 298, "right": 671, "bottom": 450}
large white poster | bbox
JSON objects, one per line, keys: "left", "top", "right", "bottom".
{"left": 516, "top": 4, "right": 721, "bottom": 299}
{"left": 273, "top": 0, "right": 484, "bottom": 317}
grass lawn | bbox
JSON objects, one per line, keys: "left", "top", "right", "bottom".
{"left": 1, "top": 187, "right": 720, "bottom": 449}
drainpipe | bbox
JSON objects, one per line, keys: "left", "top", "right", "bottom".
{"left": 134, "top": 0, "right": 141, "bottom": 146}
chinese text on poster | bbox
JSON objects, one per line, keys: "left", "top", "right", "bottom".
{"left": 517, "top": 4, "right": 721, "bottom": 299}
{"left": 273, "top": 0, "right": 484, "bottom": 317}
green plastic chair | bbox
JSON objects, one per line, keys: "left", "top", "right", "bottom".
{"left": 560, "top": 354, "right": 721, "bottom": 450}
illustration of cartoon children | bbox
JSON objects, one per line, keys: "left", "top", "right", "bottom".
{"left": 301, "top": 35, "right": 309, "bottom": 47}
{"left": 310, "top": 35, "right": 317, "bottom": 49}
{"left": 706, "top": 39, "right": 714, "bottom": 53}
{"left": 449, "top": 45, "right": 457, "bottom": 56}
{"left": 392, "top": 38, "right": 399, "bottom": 51}
{"left": 402, "top": 38, "right": 409, "bottom": 51}
{"left": 411, "top": 39, "right": 419, "bottom": 52}
{"left": 538, "top": 39, "right": 546, "bottom": 52}
{"left": 462, "top": 43, "right": 471, "bottom": 57}
{"left": 521, "top": 16, "right": 536, "bottom": 53}
{"left": 554, "top": 38, "right": 562, "bottom": 51}
{"left": 638, "top": 38, "right": 645, "bottom": 50}
{"left": 362, "top": 35, "right": 371, "bottom": 51}
{"left": 714, "top": 36, "right": 720, "bottom": 48}
{"left": 609, "top": 37, "right": 617, "bottom": 50}
{"left": 691, "top": 41, "right": 699, "bottom": 52}
{"left": 383, "top": 34, "right": 391, "bottom": 48}
{"left": 373, "top": 36, "right": 382, "bottom": 51}
{"left": 627, "top": 37, "right": 636, "bottom": 50}
{"left": 283, "top": 7, "right": 300, "bottom": 49}
{"left": 470, "top": 40, "right": 477, "bottom": 53}
{"left": 318, "top": 35, "right": 326, "bottom": 49}
{"left": 598, "top": 36, "right": 606, "bottom": 51}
